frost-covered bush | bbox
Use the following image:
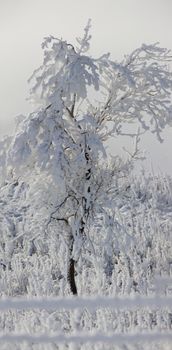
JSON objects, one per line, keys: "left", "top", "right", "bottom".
{"left": 0, "top": 172, "right": 172, "bottom": 298}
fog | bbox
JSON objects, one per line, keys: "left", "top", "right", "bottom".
{"left": 0, "top": 0, "right": 172, "bottom": 173}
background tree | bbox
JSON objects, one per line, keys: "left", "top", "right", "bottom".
{"left": 0, "top": 21, "right": 172, "bottom": 295}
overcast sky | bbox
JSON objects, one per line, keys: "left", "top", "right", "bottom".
{"left": 0, "top": 0, "right": 172, "bottom": 173}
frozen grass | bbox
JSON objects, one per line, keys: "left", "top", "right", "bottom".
{"left": 0, "top": 173, "right": 172, "bottom": 349}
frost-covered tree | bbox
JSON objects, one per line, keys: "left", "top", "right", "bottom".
{"left": 0, "top": 21, "right": 172, "bottom": 295}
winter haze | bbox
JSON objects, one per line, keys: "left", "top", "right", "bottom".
{"left": 0, "top": 1, "right": 172, "bottom": 348}
{"left": 0, "top": 0, "right": 172, "bottom": 173}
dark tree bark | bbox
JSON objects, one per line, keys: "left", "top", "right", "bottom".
{"left": 68, "top": 257, "right": 77, "bottom": 295}
{"left": 67, "top": 235, "right": 78, "bottom": 295}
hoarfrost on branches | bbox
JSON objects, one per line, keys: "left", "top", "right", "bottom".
{"left": 0, "top": 22, "right": 172, "bottom": 349}
{"left": 0, "top": 21, "right": 172, "bottom": 299}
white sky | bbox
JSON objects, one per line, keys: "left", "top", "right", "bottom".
{"left": 0, "top": 0, "right": 172, "bottom": 174}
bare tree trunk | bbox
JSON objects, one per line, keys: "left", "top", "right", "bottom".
{"left": 68, "top": 257, "right": 77, "bottom": 295}
{"left": 67, "top": 235, "right": 77, "bottom": 295}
